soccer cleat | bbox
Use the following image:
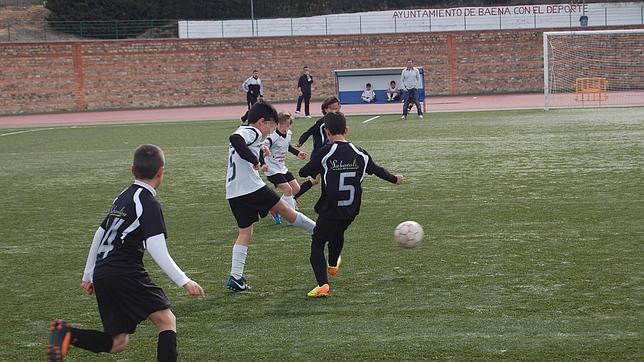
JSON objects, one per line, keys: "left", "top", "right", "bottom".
{"left": 226, "top": 276, "right": 251, "bottom": 292}
{"left": 295, "top": 110, "right": 300, "bottom": 115}
{"left": 307, "top": 284, "right": 330, "bottom": 298}
{"left": 306, "top": 115, "right": 312, "bottom": 118}
{"left": 419, "top": 115, "right": 424, "bottom": 119}
{"left": 47, "top": 319, "right": 71, "bottom": 362}
{"left": 270, "top": 210, "right": 282, "bottom": 224}
{"left": 328, "top": 255, "right": 342, "bottom": 276}
{"left": 401, "top": 115, "right": 406, "bottom": 120}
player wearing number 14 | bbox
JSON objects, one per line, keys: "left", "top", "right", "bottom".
{"left": 299, "top": 112, "right": 404, "bottom": 297}
{"left": 47, "top": 144, "right": 204, "bottom": 362}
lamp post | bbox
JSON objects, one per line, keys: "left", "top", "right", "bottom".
{"left": 250, "top": 0, "right": 255, "bottom": 36}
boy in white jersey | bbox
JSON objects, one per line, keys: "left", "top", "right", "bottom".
{"left": 261, "top": 112, "right": 307, "bottom": 224}
{"left": 225, "top": 102, "right": 316, "bottom": 292}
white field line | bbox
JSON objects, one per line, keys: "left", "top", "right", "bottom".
{"left": 362, "top": 115, "right": 381, "bottom": 124}
{"left": 0, "top": 127, "right": 55, "bottom": 137}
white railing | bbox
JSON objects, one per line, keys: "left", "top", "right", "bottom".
{"left": 179, "top": 2, "right": 643, "bottom": 39}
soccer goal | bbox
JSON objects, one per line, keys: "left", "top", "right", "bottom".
{"left": 543, "top": 29, "right": 644, "bottom": 110}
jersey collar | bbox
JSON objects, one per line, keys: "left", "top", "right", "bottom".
{"left": 134, "top": 179, "right": 157, "bottom": 196}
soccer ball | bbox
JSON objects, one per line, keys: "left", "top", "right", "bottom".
{"left": 394, "top": 221, "right": 424, "bottom": 248}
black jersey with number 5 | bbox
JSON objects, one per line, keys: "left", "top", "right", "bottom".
{"left": 299, "top": 141, "right": 397, "bottom": 221}
{"left": 93, "top": 182, "right": 167, "bottom": 280}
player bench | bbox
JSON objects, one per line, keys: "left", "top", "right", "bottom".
{"left": 334, "top": 67, "right": 427, "bottom": 108}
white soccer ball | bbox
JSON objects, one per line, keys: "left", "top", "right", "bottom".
{"left": 394, "top": 221, "right": 424, "bottom": 248}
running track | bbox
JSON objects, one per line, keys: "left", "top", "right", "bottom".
{"left": 0, "top": 93, "right": 546, "bottom": 128}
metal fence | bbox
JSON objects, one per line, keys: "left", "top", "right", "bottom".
{"left": 1, "top": 5, "right": 643, "bottom": 42}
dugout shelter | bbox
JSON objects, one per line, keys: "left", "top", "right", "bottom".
{"left": 334, "top": 67, "right": 426, "bottom": 107}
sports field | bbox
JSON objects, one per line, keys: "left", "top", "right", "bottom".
{"left": 0, "top": 107, "right": 642, "bottom": 360}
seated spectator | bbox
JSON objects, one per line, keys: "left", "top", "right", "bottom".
{"left": 361, "top": 83, "right": 376, "bottom": 103}
{"left": 386, "top": 80, "right": 400, "bottom": 102}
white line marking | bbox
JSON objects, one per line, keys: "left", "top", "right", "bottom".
{"left": 362, "top": 115, "right": 381, "bottom": 124}
{"left": 0, "top": 128, "right": 55, "bottom": 137}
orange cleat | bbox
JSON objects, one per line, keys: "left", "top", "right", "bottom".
{"left": 47, "top": 319, "right": 71, "bottom": 362}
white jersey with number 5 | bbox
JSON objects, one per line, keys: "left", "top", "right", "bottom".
{"left": 226, "top": 126, "right": 266, "bottom": 199}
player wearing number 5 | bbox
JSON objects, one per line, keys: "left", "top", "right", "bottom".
{"left": 299, "top": 112, "right": 404, "bottom": 298}
{"left": 47, "top": 144, "right": 205, "bottom": 362}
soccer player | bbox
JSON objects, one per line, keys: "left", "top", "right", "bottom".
{"left": 299, "top": 112, "right": 404, "bottom": 297}
{"left": 226, "top": 102, "right": 316, "bottom": 292}
{"left": 47, "top": 144, "right": 205, "bottom": 362}
{"left": 261, "top": 111, "right": 307, "bottom": 224}
{"left": 293, "top": 95, "right": 341, "bottom": 202}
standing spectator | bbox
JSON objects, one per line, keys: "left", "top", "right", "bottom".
{"left": 240, "top": 69, "right": 264, "bottom": 124}
{"left": 295, "top": 66, "right": 314, "bottom": 118}
{"left": 400, "top": 59, "right": 424, "bottom": 120}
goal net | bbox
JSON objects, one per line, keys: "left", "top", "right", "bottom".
{"left": 543, "top": 29, "right": 644, "bottom": 110}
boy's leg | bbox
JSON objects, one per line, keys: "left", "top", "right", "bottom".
{"left": 310, "top": 233, "right": 328, "bottom": 287}
{"left": 230, "top": 226, "right": 252, "bottom": 280}
{"left": 273, "top": 200, "right": 315, "bottom": 234}
{"left": 293, "top": 179, "right": 313, "bottom": 200}
{"left": 47, "top": 319, "right": 115, "bottom": 361}
{"left": 149, "top": 309, "right": 178, "bottom": 362}
{"left": 327, "top": 220, "right": 350, "bottom": 269}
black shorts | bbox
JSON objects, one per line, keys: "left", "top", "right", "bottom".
{"left": 313, "top": 215, "right": 353, "bottom": 242}
{"left": 228, "top": 185, "right": 281, "bottom": 228}
{"left": 266, "top": 172, "right": 295, "bottom": 188}
{"left": 94, "top": 273, "right": 171, "bottom": 336}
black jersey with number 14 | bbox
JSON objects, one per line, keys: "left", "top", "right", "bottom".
{"left": 299, "top": 141, "right": 397, "bottom": 221}
{"left": 93, "top": 182, "right": 167, "bottom": 280}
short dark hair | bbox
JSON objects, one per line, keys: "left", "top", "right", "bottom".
{"left": 366, "top": 83, "right": 371, "bottom": 87}
{"left": 133, "top": 144, "right": 164, "bottom": 179}
{"left": 323, "top": 112, "right": 346, "bottom": 135}
{"left": 247, "top": 101, "right": 278, "bottom": 124}
{"left": 303, "top": 66, "right": 309, "bottom": 69}
{"left": 321, "top": 95, "right": 340, "bottom": 115}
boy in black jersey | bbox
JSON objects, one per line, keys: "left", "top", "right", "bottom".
{"left": 47, "top": 144, "right": 205, "bottom": 362}
{"left": 293, "top": 96, "right": 341, "bottom": 203}
{"left": 299, "top": 112, "right": 404, "bottom": 297}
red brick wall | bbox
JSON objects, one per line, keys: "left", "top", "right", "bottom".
{"left": 0, "top": 27, "right": 641, "bottom": 115}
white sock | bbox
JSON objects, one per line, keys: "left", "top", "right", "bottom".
{"left": 230, "top": 244, "right": 248, "bottom": 279}
{"left": 293, "top": 212, "right": 316, "bottom": 235}
{"left": 282, "top": 195, "right": 296, "bottom": 210}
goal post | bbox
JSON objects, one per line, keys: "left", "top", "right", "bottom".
{"left": 543, "top": 29, "right": 644, "bottom": 110}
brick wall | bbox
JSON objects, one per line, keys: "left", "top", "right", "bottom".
{"left": 0, "top": 27, "right": 641, "bottom": 115}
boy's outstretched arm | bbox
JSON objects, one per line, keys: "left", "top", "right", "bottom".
{"left": 147, "top": 234, "right": 205, "bottom": 297}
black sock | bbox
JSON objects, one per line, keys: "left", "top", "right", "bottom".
{"left": 327, "top": 235, "right": 345, "bottom": 268}
{"left": 157, "top": 330, "right": 178, "bottom": 362}
{"left": 294, "top": 180, "right": 313, "bottom": 200}
{"left": 310, "top": 236, "right": 328, "bottom": 286}
{"left": 70, "top": 327, "right": 113, "bottom": 353}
